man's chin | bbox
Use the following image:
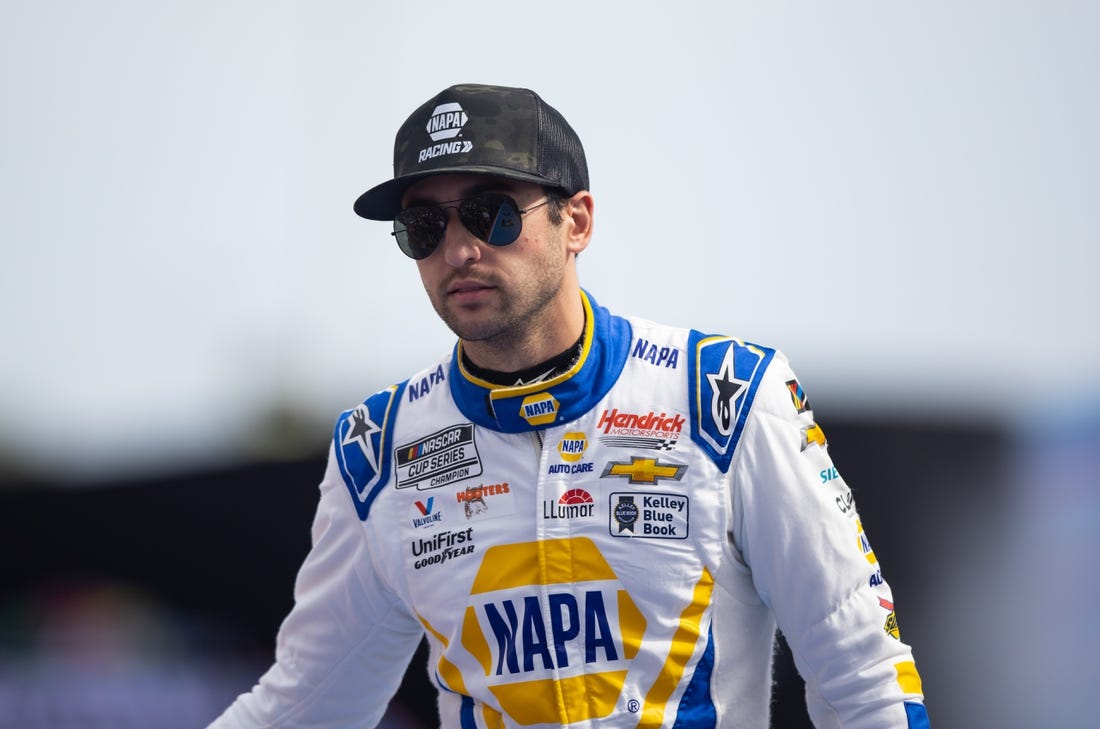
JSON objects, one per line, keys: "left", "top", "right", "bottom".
{"left": 441, "top": 312, "right": 504, "bottom": 343}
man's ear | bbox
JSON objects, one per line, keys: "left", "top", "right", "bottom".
{"left": 564, "top": 191, "right": 594, "bottom": 255}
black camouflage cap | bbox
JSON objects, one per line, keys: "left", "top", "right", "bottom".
{"left": 353, "top": 83, "right": 589, "bottom": 221}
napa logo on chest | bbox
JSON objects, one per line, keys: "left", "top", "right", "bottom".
{"left": 631, "top": 337, "right": 680, "bottom": 369}
{"left": 520, "top": 392, "right": 559, "bottom": 426}
{"left": 407, "top": 364, "right": 446, "bottom": 402}
{"left": 556, "top": 432, "right": 588, "bottom": 462}
{"left": 456, "top": 538, "right": 646, "bottom": 725}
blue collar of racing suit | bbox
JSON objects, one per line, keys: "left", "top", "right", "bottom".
{"left": 449, "top": 290, "right": 633, "bottom": 433}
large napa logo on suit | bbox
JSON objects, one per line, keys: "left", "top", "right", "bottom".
{"left": 416, "top": 537, "right": 716, "bottom": 727}
{"left": 459, "top": 538, "right": 643, "bottom": 725}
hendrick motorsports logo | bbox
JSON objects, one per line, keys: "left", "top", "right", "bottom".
{"left": 395, "top": 424, "right": 482, "bottom": 490}
{"left": 419, "top": 102, "right": 474, "bottom": 162}
{"left": 596, "top": 408, "right": 683, "bottom": 451}
{"left": 610, "top": 492, "right": 689, "bottom": 539}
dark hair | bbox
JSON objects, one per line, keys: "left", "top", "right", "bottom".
{"left": 542, "top": 186, "right": 570, "bottom": 227}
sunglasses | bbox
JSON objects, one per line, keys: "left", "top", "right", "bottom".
{"left": 392, "top": 192, "right": 550, "bottom": 260}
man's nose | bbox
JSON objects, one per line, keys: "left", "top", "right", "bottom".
{"left": 439, "top": 210, "right": 482, "bottom": 267}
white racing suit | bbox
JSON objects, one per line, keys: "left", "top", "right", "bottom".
{"left": 210, "top": 291, "right": 929, "bottom": 729}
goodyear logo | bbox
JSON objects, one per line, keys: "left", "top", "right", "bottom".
{"left": 459, "top": 538, "right": 646, "bottom": 724}
{"left": 520, "top": 392, "right": 559, "bottom": 426}
{"left": 557, "top": 432, "right": 588, "bottom": 463}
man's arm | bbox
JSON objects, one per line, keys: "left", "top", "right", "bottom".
{"left": 730, "top": 357, "right": 930, "bottom": 729}
{"left": 208, "top": 445, "right": 424, "bottom": 729}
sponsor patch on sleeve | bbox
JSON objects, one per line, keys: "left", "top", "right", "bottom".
{"left": 688, "top": 333, "right": 775, "bottom": 472}
{"left": 334, "top": 382, "right": 406, "bottom": 521}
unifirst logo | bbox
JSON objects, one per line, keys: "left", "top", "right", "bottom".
{"left": 426, "top": 102, "right": 467, "bottom": 141}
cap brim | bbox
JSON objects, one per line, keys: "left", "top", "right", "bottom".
{"left": 353, "top": 166, "right": 561, "bottom": 221}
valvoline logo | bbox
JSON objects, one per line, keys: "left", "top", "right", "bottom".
{"left": 411, "top": 497, "right": 444, "bottom": 529}
{"left": 458, "top": 538, "right": 646, "bottom": 725}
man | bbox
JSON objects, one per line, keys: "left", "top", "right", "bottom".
{"left": 209, "top": 84, "right": 930, "bottom": 729}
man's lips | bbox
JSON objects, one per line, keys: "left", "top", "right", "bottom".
{"left": 447, "top": 280, "right": 495, "bottom": 296}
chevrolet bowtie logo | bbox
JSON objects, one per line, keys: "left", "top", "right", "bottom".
{"left": 800, "top": 423, "right": 827, "bottom": 451}
{"left": 600, "top": 456, "right": 687, "bottom": 485}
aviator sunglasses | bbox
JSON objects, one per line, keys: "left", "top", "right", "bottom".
{"left": 392, "top": 192, "right": 551, "bottom": 260}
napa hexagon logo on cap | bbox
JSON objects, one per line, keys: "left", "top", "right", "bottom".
{"left": 418, "top": 102, "right": 474, "bottom": 163}
{"left": 520, "top": 392, "right": 559, "bottom": 426}
{"left": 426, "top": 102, "right": 468, "bottom": 140}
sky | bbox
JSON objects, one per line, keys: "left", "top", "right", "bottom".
{"left": 2, "top": 0, "right": 1098, "bottom": 480}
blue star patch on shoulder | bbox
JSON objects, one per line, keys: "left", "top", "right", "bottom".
{"left": 688, "top": 333, "right": 774, "bottom": 473}
{"left": 334, "top": 381, "right": 407, "bottom": 520}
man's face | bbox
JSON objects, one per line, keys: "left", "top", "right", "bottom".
{"left": 401, "top": 174, "right": 569, "bottom": 348}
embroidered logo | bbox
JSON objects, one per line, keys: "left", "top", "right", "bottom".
{"left": 418, "top": 102, "right": 474, "bottom": 162}
{"left": 395, "top": 424, "right": 483, "bottom": 490}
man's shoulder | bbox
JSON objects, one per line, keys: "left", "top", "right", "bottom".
{"left": 346, "top": 349, "right": 455, "bottom": 414}
{"left": 329, "top": 351, "right": 455, "bottom": 520}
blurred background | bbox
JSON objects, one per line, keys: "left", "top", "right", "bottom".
{"left": 2, "top": 1, "right": 1098, "bottom": 727}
